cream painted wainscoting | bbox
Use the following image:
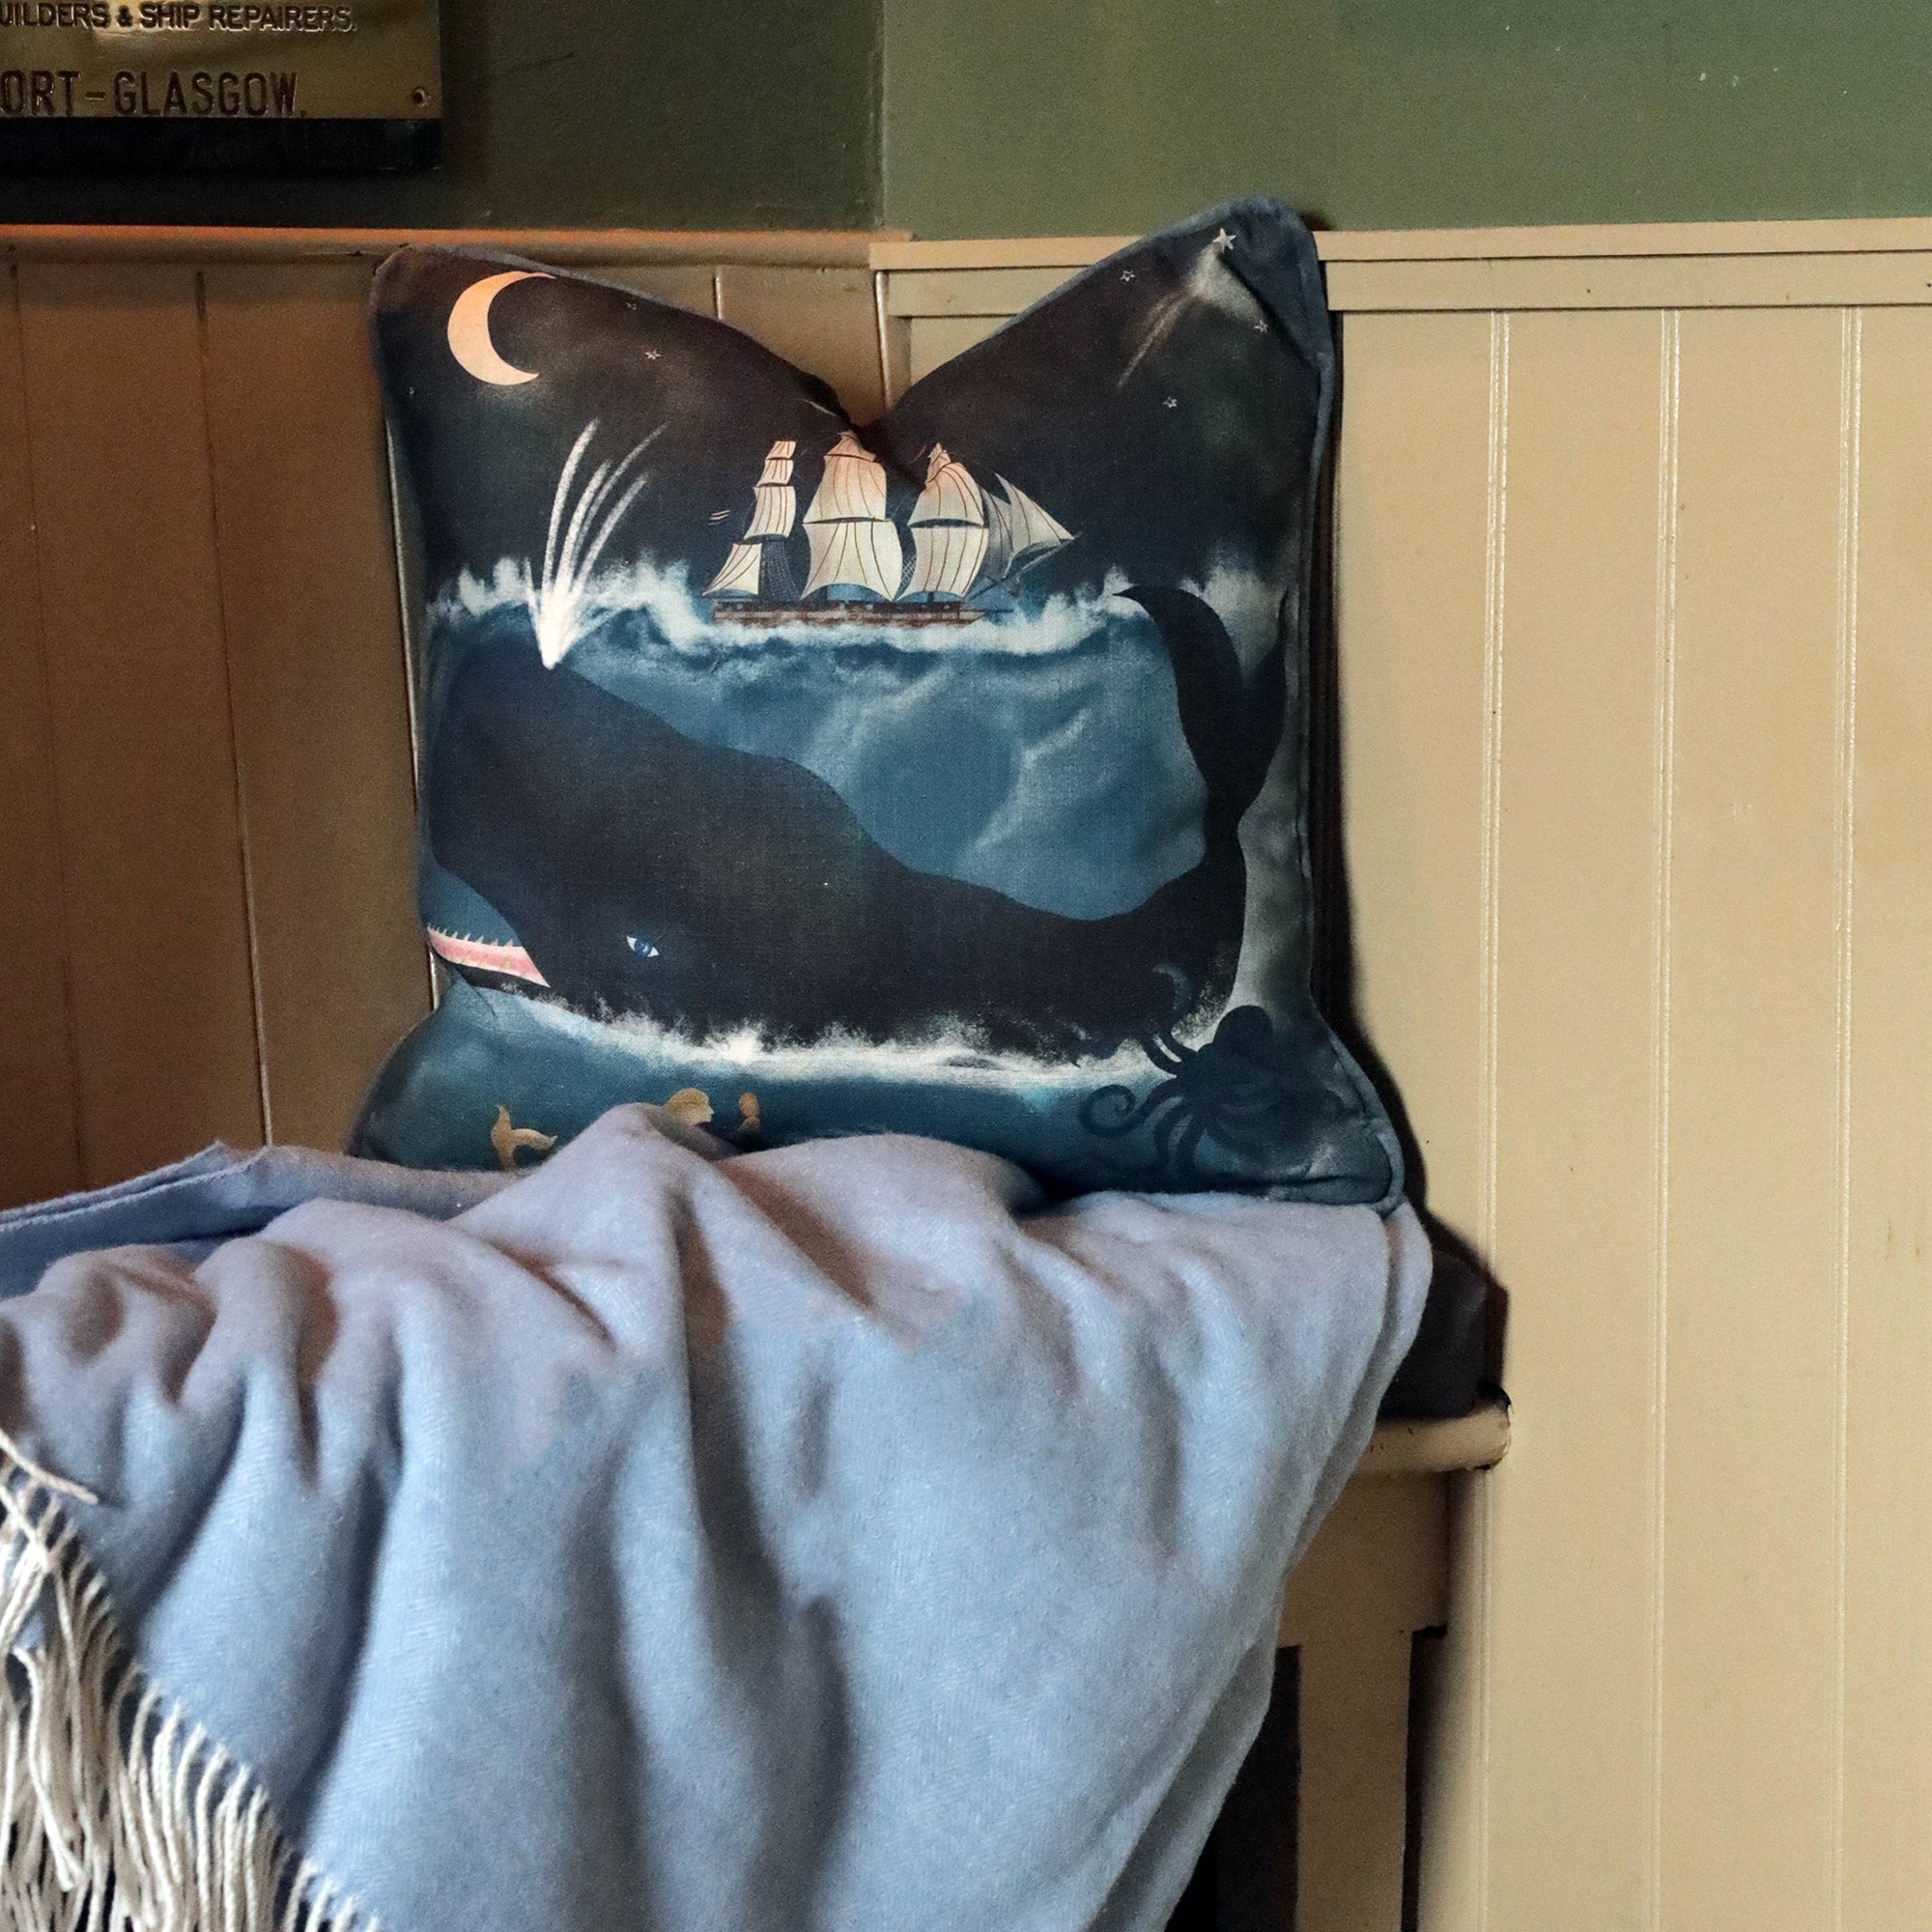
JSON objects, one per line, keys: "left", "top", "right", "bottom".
{"left": 881, "top": 221, "right": 1932, "bottom": 1932}
{"left": 0, "top": 227, "right": 895, "bottom": 1200}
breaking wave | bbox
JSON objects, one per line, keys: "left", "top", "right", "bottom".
{"left": 436, "top": 549, "right": 1281, "bottom": 672}
{"left": 507, "top": 983, "right": 1210, "bottom": 1088}
{"left": 438, "top": 554, "right": 1147, "bottom": 662}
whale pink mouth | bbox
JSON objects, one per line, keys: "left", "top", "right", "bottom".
{"left": 427, "top": 927, "right": 550, "bottom": 988}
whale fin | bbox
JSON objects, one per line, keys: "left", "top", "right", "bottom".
{"left": 1236, "top": 611, "right": 1289, "bottom": 806}
{"left": 1121, "top": 584, "right": 1285, "bottom": 823}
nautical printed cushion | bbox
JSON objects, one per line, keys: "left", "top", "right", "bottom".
{"left": 354, "top": 198, "right": 1404, "bottom": 1205}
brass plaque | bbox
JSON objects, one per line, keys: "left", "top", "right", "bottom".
{"left": 0, "top": 0, "right": 440, "bottom": 125}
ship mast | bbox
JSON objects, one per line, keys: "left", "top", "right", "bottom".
{"left": 800, "top": 431, "right": 904, "bottom": 602}
{"left": 704, "top": 439, "right": 799, "bottom": 600}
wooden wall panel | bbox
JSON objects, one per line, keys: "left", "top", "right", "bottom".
{"left": 0, "top": 268, "right": 81, "bottom": 1208}
{"left": 1839, "top": 307, "right": 1932, "bottom": 1932}
{"left": 885, "top": 266, "right": 1067, "bottom": 322}
{"left": 579, "top": 264, "right": 718, "bottom": 315}
{"left": 0, "top": 238, "right": 914, "bottom": 1192}
{"left": 1658, "top": 308, "right": 1847, "bottom": 1932}
{"left": 716, "top": 266, "right": 890, "bottom": 421}
{"left": 1482, "top": 309, "right": 1670, "bottom": 1932}
{"left": 1332, "top": 312, "right": 1495, "bottom": 1234}
{"left": 907, "top": 313, "right": 1003, "bottom": 386}
{"left": 17, "top": 264, "right": 264, "bottom": 1185}
{"left": 1330, "top": 310, "right": 1495, "bottom": 1932}
{"left": 200, "top": 262, "right": 429, "bottom": 1152}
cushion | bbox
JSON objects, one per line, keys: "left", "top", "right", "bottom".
{"left": 353, "top": 197, "right": 1403, "bottom": 1206}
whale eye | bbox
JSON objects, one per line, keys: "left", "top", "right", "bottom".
{"left": 625, "top": 935, "right": 661, "bottom": 959}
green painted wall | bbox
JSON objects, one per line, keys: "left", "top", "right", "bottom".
{"left": 11, "top": 1, "right": 1930, "bottom": 237}
{"left": 0, "top": 0, "right": 880, "bottom": 228}
{"left": 885, "top": 0, "right": 1932, "bottom": 237}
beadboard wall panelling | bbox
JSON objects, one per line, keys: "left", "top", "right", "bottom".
{"left": 17, "top": 263, "right": 266, "bottom": 1188}
{"left": 0, "top": 236, "right": 897, "bottom": 1206}
{"left": 1839, "top": 306, "right": 1932, "bottom": 1932}
{"left": 199, "top": 261, "right": 429, "bottom": 1153}
{"left": 580, "top": 265, "right": 718, "bottom": 314}
{"left": 715, "top": 266, "right": 893, "bottom": 421}
{"left": 887, "top": 223, "right": 1932, "bottom": 1930}
{"left": 0, "top": 268, "right": 82, "bottom": 1205}
{"left": 1328, "top": 311, "right": 1493, "bottom": 1236}
{"left": 1482, "top": 308, "right": 1664, "bottom": 1932}
{"left": 906, "top": 312, "right": 1002, "bottom": 386}
{"left": 1326, "top": 309, "right": 1494, "bottom": 1932}
{"left": 1660, "top": 306, "right": 1848, "bottom": 1932}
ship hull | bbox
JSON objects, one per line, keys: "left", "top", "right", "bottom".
{"left": 710, "top": 600, "right": 984, "bottom": 627}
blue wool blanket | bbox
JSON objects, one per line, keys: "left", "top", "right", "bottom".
{"left": 0, "top": 1105, "right": 1428, "bottom": 1932}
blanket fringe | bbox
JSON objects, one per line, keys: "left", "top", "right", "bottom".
{"left": 0, "top": 1439, "right": 377, "bottom": 1931}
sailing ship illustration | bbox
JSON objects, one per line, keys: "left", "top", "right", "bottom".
{"left": 703, "top": 432, "right": 1073, "bottom": 624}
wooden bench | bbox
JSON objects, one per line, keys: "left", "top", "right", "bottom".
{"left": 1282, "top": 1402, "right": 1508, "bottom": 1931}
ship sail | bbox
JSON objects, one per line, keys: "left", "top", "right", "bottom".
{"left": 991, "top": 474, "right": 1073, "bottom": 571}
{"left": 981, "top": 488, "right": 1016, "bottom": 582}
{"left": 704, "top": 439, "right": 799, "bottom": 599}
{"left": 905, "top": 443, "right": 990, "bottom": 601}
{"left": 708, "top": 433, "right": 1071, "bottom": 622}
{"left": 745, "top": 440, "right": 798, "bottom": 538}
{"left": 980, "top": 475, "right": 1073, "bottom": 590}
{"left": 801, "top": 430, "right": 903, "bottom": 601}
{"left": 705, "top": 542, "right": 764, "bottom": 597}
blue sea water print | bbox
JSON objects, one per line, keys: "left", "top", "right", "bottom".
{"left": 357, "top": 199, "right": 1402, "bottom": 1205}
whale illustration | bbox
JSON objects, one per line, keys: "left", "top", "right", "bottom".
{"left": 424, "top": 585, "right": 1285, "bottom": 1057}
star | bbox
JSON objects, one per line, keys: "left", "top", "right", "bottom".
{"left": 1163, "top": 395, "right": 1179, "bottom": 409}
{"left": 1253, "top": 318, "right": 1269, "bottom": 332}
{"left": 1121, "top": 269, "right": 1135, "bottom": 283}
{"left": 1210, "top": 227, "right": 1236, "bottom": 253}
{"left": 643, "top": 348, "right": 662, "bottom": 361}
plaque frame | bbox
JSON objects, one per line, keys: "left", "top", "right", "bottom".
{"left": 0, "top": 0, "right": 440, "bottom": 172}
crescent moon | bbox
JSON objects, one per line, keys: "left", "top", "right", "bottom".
{"left": 447, "top": 270, "right": 550, "bottom": 386}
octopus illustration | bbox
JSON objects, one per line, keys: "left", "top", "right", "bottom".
{"left": 1080, "top": 999, "right": 1301, "bottom": 1183}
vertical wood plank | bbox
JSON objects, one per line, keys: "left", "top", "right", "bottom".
{"left": 1478, "top": 309, "right": 1671, "bottom": 1932}
{"left": 1333, "top": 313, "right": 1496, "bottom": 1932}
{"left": 717, "top": 266, "right": 889, "bottom": 420}
{"left": 1839, "top": 306, "right": 1932, "bottom": 1932}
{"left": 0, "top": 266, "right": 81, "bottom": 1208}
{"left": 1660, "top": 306, "right": 1845, "bottom": 1932}
{"left": 18, "top": 263, "right": 263, "bottom": 1183}
{"left": 201, "top": 262, "right": 429, "bottom": 1152}
{"left": 1333, "top": 311, "right": 1495, "bottom": 1238}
